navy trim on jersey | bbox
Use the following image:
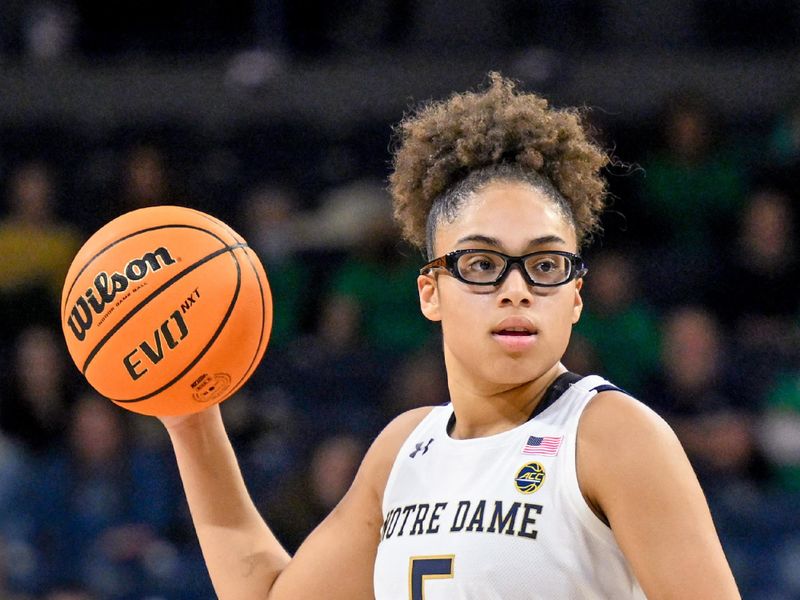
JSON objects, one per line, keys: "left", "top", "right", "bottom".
{"left": 529, "top": 371, "right": 583, "bottom": 420}
{"left": 591, "top": 384, "right": 625, "bottom": 394}
{"left": 446, "top": 371, "right": 584, "bottom": 434}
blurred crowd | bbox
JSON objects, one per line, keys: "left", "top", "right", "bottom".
{"left": 0, "top": 83, "right": 798, "bottom": 599}
{"left": 0, "top": 2, "right": 800, "bottom": 599}
{"left": 2, "top": 0, "right": 800, "bottom": 63}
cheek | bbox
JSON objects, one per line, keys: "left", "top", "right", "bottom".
{"left": 439, "top": 294, "right": 476, "bottom": 329}
{"left": 553, "top": 296, "right": 583, "bottom": 354}
{"left": 550, "top": 291, "right": 581, "bottom": 329}
{"left": 437, "top": 286, "right": 489, "bottom": 337}
{"left": 530, "top": 291, "right": 581, "bottom": 357}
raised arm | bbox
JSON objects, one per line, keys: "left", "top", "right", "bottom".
{"left": 163, "top": 403, "right": 431, "bottom": 599}
{"left": 578, "top": 391, "right": 741, "bottom": 600}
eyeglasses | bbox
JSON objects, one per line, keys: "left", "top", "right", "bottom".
{"left": 420, "top": 249, "right": 588, "bottom": 287}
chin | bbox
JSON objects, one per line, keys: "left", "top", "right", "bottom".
{"left": 482, "top": 355, "right": 553, "bottom": 386}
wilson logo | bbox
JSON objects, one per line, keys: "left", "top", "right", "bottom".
{"left": 66, "top": 247, "right": 177, "bottom": 342}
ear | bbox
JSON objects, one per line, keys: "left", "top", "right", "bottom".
{"left": 571, "top": 278, "right": 584, "bottom": 325}
{"left": 418, "top": 274, "right": 442, "bottom": 322}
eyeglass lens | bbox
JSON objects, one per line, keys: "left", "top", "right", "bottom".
{"left": 455, "top": 251, "right": 573, "bottom": 285}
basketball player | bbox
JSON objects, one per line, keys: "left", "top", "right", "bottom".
{"left": 161, "top": 74, "right": 741, "bottom": 598}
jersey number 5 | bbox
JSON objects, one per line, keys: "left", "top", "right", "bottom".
{"left": 409, "top": 555, "right": 455, "bottom": 600}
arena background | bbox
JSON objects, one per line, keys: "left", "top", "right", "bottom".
{"left": 1, "top": 1, "right": 800, "bottom": 598}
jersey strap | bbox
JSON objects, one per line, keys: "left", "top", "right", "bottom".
{"left": 529, "top": 371, "right": 583, "bottom": 419}
{"left": 446, "top": 371, "right": 585, "bottom": 434}
{"left": 591, "top": 383, "right": 626, "bottom": 394}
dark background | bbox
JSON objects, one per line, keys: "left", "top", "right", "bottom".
{"left": 1, "top": 2, "right": 799, "bottom": 598}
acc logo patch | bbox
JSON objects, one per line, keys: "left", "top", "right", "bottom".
{"left": 514, "top": 462, "right": 546, "bottom": 494}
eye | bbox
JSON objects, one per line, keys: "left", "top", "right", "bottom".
{"left": 531, "top": 257, "right": 559, "bottom": 273}
{"left": 456, "top": 252, "right": 505, "bottom": 282}
{"left": 525, "top": 254, "right": 571, "bottom": 282}
{"left": 462, "top": 254, "right": 502, "bottom": 273}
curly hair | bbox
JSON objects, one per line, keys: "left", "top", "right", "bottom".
{"left": 389, "top": 73, "right": 609, "bottom": 256}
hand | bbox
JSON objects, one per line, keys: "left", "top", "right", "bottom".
{"left": 158, "top": 402, "right": 222, "bottom": 434}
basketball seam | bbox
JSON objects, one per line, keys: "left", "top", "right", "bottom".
{"left": 185, "top": 208, "right": 246, "bottom": 245}
{"left": 221, "top": 246, "right": 269, "bottom": 400}
{"left": 112, "top": 246, "right": 244, "bottom": 403}
{"left": 81, "top": 242, "right": 247, "bottom": 374}
{"left": 62, "top": 223, "right": 229, "bottom": 321}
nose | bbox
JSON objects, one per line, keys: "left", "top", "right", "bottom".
{"left": 497, "top": 263, "right": 533, "bottom": 306}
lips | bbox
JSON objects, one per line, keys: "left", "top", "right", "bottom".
{"left": 491, "top": 317, "right": 538, "bottom": 352}
{"left": 492, "top": 317, "right": 537, "bottom": 336}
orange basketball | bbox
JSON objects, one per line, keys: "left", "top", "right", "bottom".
{"left": 60, "top": 205, "right": 272, "bottom": 416}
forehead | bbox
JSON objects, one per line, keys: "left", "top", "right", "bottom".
{"left": 433, "top": 180, "right": 577, "bottom": 254}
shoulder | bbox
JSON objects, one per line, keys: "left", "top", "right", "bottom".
{"left": 576, "top": 388, "right": 691, "bottom": 519}
{"left": 578, "top": 388, "right": 681, "bottom": 472}
{"left": 580, "top": 388, "right": 673, "bottom": 444}
{"left": 370, "top": 406, "right": 437, "bottom": 464}
{"left": 575, "top": 392, "right": 741, "bottom": 597}
{"left": 358, "top": 407, "right": 437, "bottom": 503}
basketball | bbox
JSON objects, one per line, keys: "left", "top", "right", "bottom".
{"left": 60, "top": 205, "right": 272, "bottom": 416}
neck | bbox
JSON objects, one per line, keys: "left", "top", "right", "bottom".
{"left": 446, "top": 360, "right": 567, "bottom": 440}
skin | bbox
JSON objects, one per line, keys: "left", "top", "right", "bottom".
{"left": 162, "top": 179, "right": 740, "bottom": 599}
{"left": 418, "top": 181, "right": 583, "bottom": 439}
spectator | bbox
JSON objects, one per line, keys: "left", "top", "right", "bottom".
{"left": 216, "top": 371, "right": 301, "bottom": 517}
{"left": 759, "top": 371, "right": 800, "bottom": 492}
{"left": 117, "top": 144, "right": 173, "bottom": 213}
{"left": 640, "top": 92, "right": 747, "bottom": 305}
{"left": 644, "top": 306, "right": 763, "bottom": 495}
{"left": 707, "top": 188, "right": 800, "bottom": 365}
{"left": 0, "top": 427, "right": 27, "bottom": 531}
{"left": 30, "top": 394, "right": 180, "bottom": 598}
{"left": 262, "top": 433, "right": 365, "bottom": 553}
{"left": 760, "top": 95, "right": 800, "bottom": 221}
{"left": 319, "top": 179, "right": 435, "bottom": 354}
{"left": 575, "top": 249, "right": 660, "bottom": 395}
{"left": 0, "top": 161, "right": 81, "bottom": 337}
{"left": 21, "top": 2, "right": 77, "bottom": 61}
{"left": 0, "top": 0, "right": 76, "bottom": 60}
{"left": 279, "top": 289, "right": 392, "bottom": 437}
{"left": 0, "top": 533, "right": 34, "bottom": 600}
{"left": 236, "top": 183, "right": 309, "bottom": 349}
{"left": 0, "top": 325, "right": 75, "bottom": 454}
{"left": 381, "top": 344, "right": 449, "bottom": 419}
{"left": 767, "top": 96, "right": 800, "bottom": 166}
{"left": 0, "top": 433, "right": 34, "bottom": 595}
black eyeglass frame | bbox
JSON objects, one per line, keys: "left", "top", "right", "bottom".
{"left": 419, "top": 249, "right": 588, "bottom": 287}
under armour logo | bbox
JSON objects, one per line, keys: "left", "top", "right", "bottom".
{"left": 409, "top": 438, "right": 434, "bottom": 458}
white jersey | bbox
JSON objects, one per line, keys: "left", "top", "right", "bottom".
{"left": 373, "top": 374, "right": 647, "bottom": 600}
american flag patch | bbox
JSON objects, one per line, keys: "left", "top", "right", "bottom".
{"left": 522, "top": 435, "right": 563, "bottom": 456}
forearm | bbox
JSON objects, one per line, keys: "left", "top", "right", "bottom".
{"left": 166, "top": 406, "right": 290, "bottom": 599}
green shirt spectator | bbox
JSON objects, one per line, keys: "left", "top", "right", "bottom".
{"left": 330, "top": 255, "right": 433, "bottom": 354}
{"left": 575, "top": 250, "right": 660, "bottom": 394}
{"left": 641, "top": 91, "right": 747, "bottom": 253}
{"left": 761, "top": 372, "right": 800, "bottom": 492}
{"left": 577, "top": 304, "right": 660, "bottom": 395}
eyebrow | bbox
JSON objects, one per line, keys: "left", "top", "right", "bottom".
{"left": 455, "top": 234, "right": 568, "bottom": 250}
